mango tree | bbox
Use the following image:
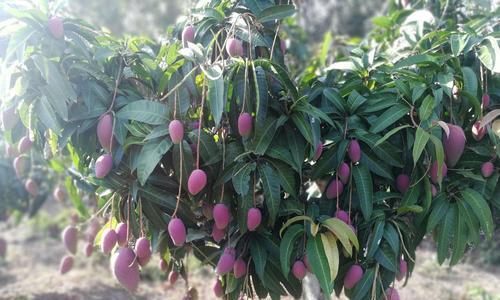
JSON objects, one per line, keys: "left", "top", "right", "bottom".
{"left": 0, "top": 0, "right": 498, "bottom": 299}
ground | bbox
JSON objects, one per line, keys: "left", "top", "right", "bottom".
{"left": 0, "top": 220, "right": 499, "bottom": 300}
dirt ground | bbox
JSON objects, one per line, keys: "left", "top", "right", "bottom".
{"left": 0, "top": 222, "right": 499, "bottom": 300}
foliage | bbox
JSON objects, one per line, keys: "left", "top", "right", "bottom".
{"left": 0, "top": 0, "right": 499, "bottom": 299}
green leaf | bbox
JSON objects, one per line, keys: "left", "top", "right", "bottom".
{"left": 478, "top": 36, "right": 500, "bottom": 73}
{"left": 437, "top": 205, "right": 456, "bottom": 264}
{"left": 347, "top": 90, "right": 367, "bottom": 113}
{"left": 306, "top": 235, "right": 332, "bottom": 298}
{"left": 374, "top": 243, "right": 397, "bottom": 272}
{"left": 258, "top": 4, "right": 296, "bottom": 22}
{"left": 352, "top": 164, "right": 373, "bottom": 219}
{"left": 426, "top": 194, "right": 449, "bottom": 232}
{"left": 207, "top": 70, "right": 224, "bottom": 127}
{"left": 253, "top": 59, "right": 298, "bottom": 100}
{"left": 35, "top": 96, "right": 62, "bottom": 132}
{"left": 266, "top": 158, "right": 297, "bottom": 197}
{"left": 450, "top": 34, "right": 466, "bottom": 57}
{"left": 291, "top": 113, "right": 313, "bottom": 144}
{"left": 356, "top": 131, "right": 403, "bottom": 167}
{"left": 429, "top": 135, "right": 445, "bottom": 184}
{"left": 5, "top": 25, "right": 37, "bottom": 63}
{"left": 383, "top": 223, "right": 400, "bottom": 254}
{"left": 253, "top": 64, "right": 268, "bottom": 123}
{"left": 188, "top": 130, "right": 220, "bottom": 165}
{"left": 279, "top": 215, "right": 313, "bottom": 237}
{"left": 374, "top": 125, "right": 411, "bottom": 147}
{"left": 294, "top": 99, "right": 334, "bottom": 126}
{"left": 32, "top": 56, "right": 77, "bottom": 109}
{"left": 251, "top": 117, "right": 277, "bottom": 155}
{"left": 366, "top": 220, "right": 385, "bottom": 258}
{"left": 144, "top": 124, "right": 169, "bottom": 141}
{"left": 258, "top": 163, "right": 281, "bottom": 224}
{"left": 323, "top": 88, "right": 346, "bottom": 113}
{"left": 457, "top": 200, "right": 480, "bottom": 245}
{"left": 394, "top": 54, "right": 438, "bottom": 69}
{"left": 65, "top": 177, "right": 89, "bottom": 218}
{"left": 251, "top": 239, "right": 268, "bottom": 281}
{"left": 285, "top": 129, "right": 305, "bottom": 173}
{"left": 460, "top": 188, "right": 494, "bottom": 239}
{"left": 279, "top": 224, "right": 303, "bottom": 277}
{"left": 369, "top": 104, "right": 410, "bottom": 134}
{"left": 232, "top": 162, "right": 256, "bottom": 196}
{"left": 117, "top": 100, "right": 170, "bottom": 125}
{"left": 350, "top": 267, "right": 375, "bottom": 300}
{"left": 137, "top": 138, "right": 173, "bottom": 185}
{"left": 461, "top": 67, "right": 478, "bottom": 96}
{"left": 450, "top": 204, "right": 466, "bottom": 266}
{"left": 360, "top": 151, "right": 393, "bottom": 180}
{"left": 418, "top": 95, "right": 435, "bottom": 122}
{"left": 413, "top": 127, "right": 430, "bottom": 165}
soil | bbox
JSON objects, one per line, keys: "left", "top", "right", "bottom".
{"left": 0, "top": 223, "right": 499, "bottom": 300}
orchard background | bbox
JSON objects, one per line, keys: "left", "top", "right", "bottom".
{"left": 0, "top": 0, "right": 499, "bottom": 299}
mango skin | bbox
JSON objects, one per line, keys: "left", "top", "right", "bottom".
{"left": 97, "top": 114, "right": 114, "bottom": 152}
{"left": 246, "top": 208, "right": 262, "bottom": 231}
{"left": 396, "top": 258, "right": 407, "bottom": 281}
{"left": 95, "top": 154, "right": 113, "bottom": 178}
{"left": 216, "top": 247, "right": 236, "bottom": 276}
{"left": 135, "top": 237, "right": 152, "bottom": 266}
{"left": 430, "top": 160, "right": 447, "bottom": 184}
{"left": 238, "top": 113, "right": 253, "bottom": 137}
{"left": 292, "top": 260, "right": 306, "bottom": 280}
{"left": 1, "top": 106, "right": 18, "bottom": 130}
{"left": 344, "top": 264, "right": 363, "bottom": 289}
{"left": 59, "top": 255, "right": 74, "bottom": 274}
{"left": 482, "top": 94, "right": 490, "bottom": 108}
{"left": 481, "top": 161, "right": 494, "bottom": 178}
{"left": 182, "top": 25, "right": 195, "bottom": 47}
{"left": 338, "top": 162, "right": 350, "bottom": 184}
{"left": 335, "top": 210, "right": 350, "bottom": 224}
{"left": 17, "top": 136, "right": 33, "bottom": 154}
{"left": 116, "top": 222, "right": 128, "bottom": 247}
{"left": 211, "top": 224, "right": 225, "bottom": 243}
{"left": 101, "top": 228, "right": 117, "bottom": 254}
{"left": 13, "top": 156, "right": 29, "bottom": 178}
{"left": 443, "top": 124, "right": 466, "bottom": 167}
{"left": 472, "top": 121, "right": 486, "bottom": 141}
{"left": 48, "top": 17, "right": 64, "bottom": 39}
{"left": 169, "top": 120, "right": 184, "bottom": 144}
{"left": 326, "top": 179, "right": 344, "bottom": 199}
{"left": 213, "top": 203, "right": 230, "bottom": 230}
{"left": 348, "top": 139, "right": 361, "bottom": 163}
{"left": 226, "top": 38, "right": 244, "bottom": 57}
{"left": 213, "top": 279, "right": 224, "bottom": 297}
{"left": 25, "top": 179, "right": 38, "bottom": 197}
{"left": 168, "top": 218, "right": 187, "bottom": 247}
{"left": 385, "top": 287, "right": 400, "bottom": 300}
{"left": 62, "top": 225, "right": 78, "bottom": 254}
{"left": 111, "top": 247, "right": 140, "bottom": 292}
{"left": 396, "top": 174, "right": 410, "bottom": 193}
{"left": 233, "top": 258, "right": 247, "bottom": 279}
{"left": 187, "top": 169, "right": 207, "bottom": 195}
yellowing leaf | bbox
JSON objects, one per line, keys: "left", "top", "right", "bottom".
{"left": 321, "top": 232, "right": 339, "bottom": 280}
{"left": 279, "top": 215, "right": 313, "bottom": 237}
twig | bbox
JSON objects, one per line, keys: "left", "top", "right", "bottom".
{"left": 159, "top": 66, "right": 199, "bottom": 102}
